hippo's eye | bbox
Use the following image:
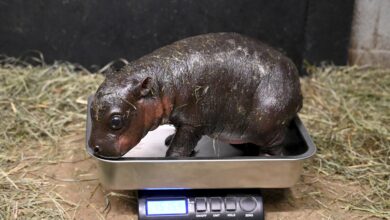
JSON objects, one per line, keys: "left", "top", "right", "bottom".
{"left": 110, "top": 115, "right": 123, "bottom": 130}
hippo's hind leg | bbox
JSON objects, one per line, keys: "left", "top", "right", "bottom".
{"left": 246, "top": 83, "right": 296, "bottom": 156}
{"left": 165, "top": 125, "right": 202, "bottom": 157}
{"left": 246, "top": 103, "right": 292, "bottom": 156}
{"left": 252, "top": 127, "right": 287, "bottom": 156}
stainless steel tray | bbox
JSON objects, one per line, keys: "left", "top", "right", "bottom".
{"left": 86, "top": 96, "right": 316, "bottom": 190}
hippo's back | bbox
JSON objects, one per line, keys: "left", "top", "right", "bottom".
{"left": 147, "top": 33, "right": 287, "bottom": 70}
{"left": 134, "top": 33, "right": 302, "bottom": 135}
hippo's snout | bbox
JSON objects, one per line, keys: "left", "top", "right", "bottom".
{"left": 88, "top": 139, "right": 122, "bottom": 159}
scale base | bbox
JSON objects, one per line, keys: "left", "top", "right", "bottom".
{"left": 138, "top": 189, "right": 264, "bottom": 220}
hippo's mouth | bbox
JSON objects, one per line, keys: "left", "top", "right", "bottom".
{"left": 92, "top": 152, "right": 123, "bottom": 160}
{"left": 86, "top": 144, "right": 125, "bottom": 160}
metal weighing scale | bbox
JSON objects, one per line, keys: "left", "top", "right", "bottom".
{"left": 86, "top": 97, "right": 316, "bottom": 219}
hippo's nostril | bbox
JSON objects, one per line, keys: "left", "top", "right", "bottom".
{"left": 93, "top": 145, "right": 100, "bottom": 153}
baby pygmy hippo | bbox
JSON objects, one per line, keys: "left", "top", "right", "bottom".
{"left": 88, "top": 33, "right": 302, "bottom": 158}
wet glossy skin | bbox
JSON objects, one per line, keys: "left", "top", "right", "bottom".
{"left": 88, "top": 33, "right": 302, "bottom": 158}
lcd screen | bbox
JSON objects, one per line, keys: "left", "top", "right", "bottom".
{"left": 146, "top": 199, "right": 188, "bottom": 215}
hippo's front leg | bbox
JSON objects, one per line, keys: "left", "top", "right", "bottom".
{"left": 165, "top": 125, "right": 202, "bottom": 157}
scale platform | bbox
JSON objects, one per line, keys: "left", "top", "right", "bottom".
{"left": 85, "top": 96, "right": 316, "bottom": 190}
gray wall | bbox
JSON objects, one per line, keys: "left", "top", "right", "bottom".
{"left": 349, "top": 0, "right": 390, "bottom": 67}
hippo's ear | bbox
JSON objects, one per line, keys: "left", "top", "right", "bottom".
{"left": 136, "top": 76, "right": 153, "bottom": 97}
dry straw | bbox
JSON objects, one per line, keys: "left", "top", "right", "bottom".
{"left": 0, "top": 55, "right": 389, "bottom": 218}
{"left": 0, "top": 55, "right": 104, "bottom": 219}
{"left": 301, "top": 65, "right": 389, "bottom": 218}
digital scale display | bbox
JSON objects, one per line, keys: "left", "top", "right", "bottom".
{"left": 146, "top": 199, "right": 188, "bottom": 215}
{"left": 138, "top": 190, "right": 264, "bottom": 220}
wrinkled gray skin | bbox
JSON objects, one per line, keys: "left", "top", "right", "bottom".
{"left": 88, "top": 33, "right": 302, "bottom": 158}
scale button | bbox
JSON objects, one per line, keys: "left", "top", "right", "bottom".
{"left": 195, "top": 198, "right": 207, "bottom": 212}
{"left": 240, "top": 197, "right": 257, "bottom": 212}
{"left": 225, "top": 197, "right": 236, "bottom": 211}
{"left": 210, "top": 197, "right": 222, "bottom": 212}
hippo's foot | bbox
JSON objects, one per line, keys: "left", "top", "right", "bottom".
{"left": 254, "top": 128, "right": 286, "bottom": 156}
{"left": 165, "top": 150, "right": 187, "bottom": 157}
{"left": 189, "top": 149, "right": 198, "bottom": 157}
{"left": 164, "top": 134, "right": 175, "bottom": 146}
{"left": 165, "top": 149, "right": 197, "bottom": 157}
{"left": 258, "top": 144, "right": 284, "bottom": 156}
{"left": 165, "top": 146, "right": 197, "bottom": 157}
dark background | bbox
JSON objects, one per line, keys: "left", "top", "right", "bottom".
{"left": 0, "top": 0, "right": 354, "bottom": 72}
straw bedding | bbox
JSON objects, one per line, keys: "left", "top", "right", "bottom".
{"left": 0, "top": 56, "right": 388, "bottom": 219}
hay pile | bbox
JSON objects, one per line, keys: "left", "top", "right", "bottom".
{"left": 0, "top": 56, "right": 104, "bottom": 219}
{"left": 0, "top": 56, "right": 388, "bottom": 219}
{"left": 300, "top": 66, "right": 389, "bottom": 218}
